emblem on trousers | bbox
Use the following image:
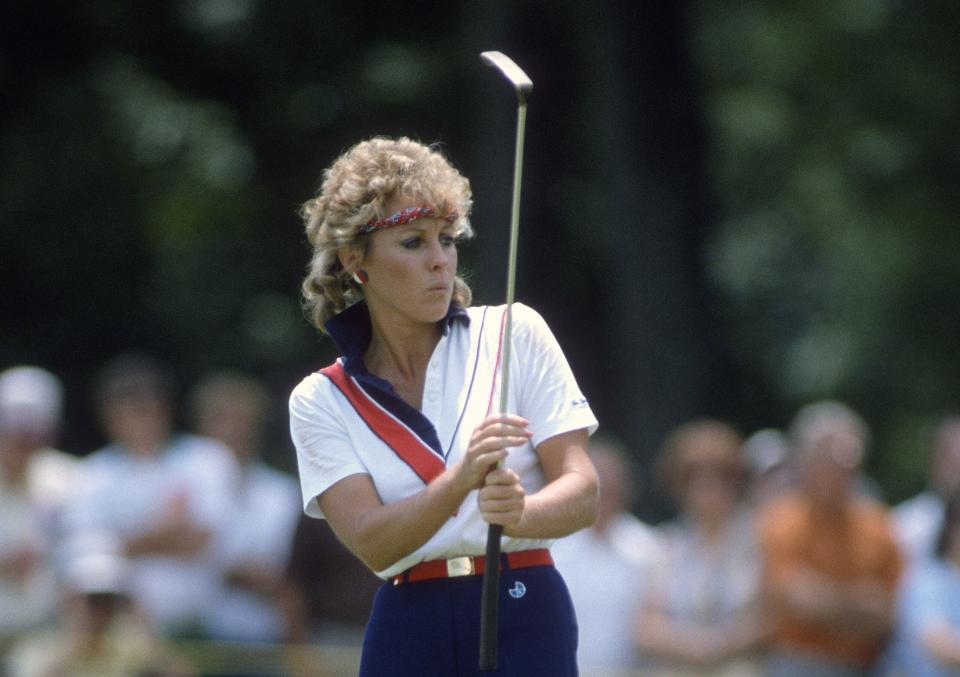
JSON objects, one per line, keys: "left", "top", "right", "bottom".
{"left": 508, "top": 581, "right": 527, "bottom": 599}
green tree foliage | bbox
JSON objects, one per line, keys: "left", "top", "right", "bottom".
{"left": 1, "top": 2, "right": 483, "bottom": 457}
{"left": 3, "top": 1, "right": 956, "bottom": 505}
{"left": 692, "top": 1, "right": 960, "bottom": 499}
{"left": 3, "top": 2, "right": 715, "bottom": 488}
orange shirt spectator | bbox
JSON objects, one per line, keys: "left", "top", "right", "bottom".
{"left": 760, "top": 492, "right": 903, "bottom": 667}
{"left": 759, "top": 400, "right": 904, "bottom": 676}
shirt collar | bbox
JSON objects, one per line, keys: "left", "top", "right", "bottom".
{"left": 324, "top": 300, "right": 470, "bottom": 373}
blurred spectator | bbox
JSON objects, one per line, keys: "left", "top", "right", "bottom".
{"left": 742, "top": 427, "right": 792, "bottom": 506}
{"left": 745, "top": 422, "right": 886, "bottom": 506}
{"left": 189, "top": 371, "right": 301, "bottom": 644}
{"left": 552, "top": 436, "right": 661, "bottom": 673}
{"left": 884, "top": 489, "right": 960, "bottom": 676}
{"left": 760, "top": 400, "right": 903, "bottom": 677}
{"left": 634, "top": 419, "right": 766, "bottom": 676}
{"left": 893, "top": 416, "right": 960, "bottom": 562}
{"left": 0, "top": 365, "right": 79, "bottom": 644}
{"left": 63, "top": 353, "right": 239, "bottom": 639}
{"left": 4, "top": 532, "right": 195, "bottom": 677}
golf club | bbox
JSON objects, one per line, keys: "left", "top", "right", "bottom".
{"left": 478, "top": 49, "right": 533, "bottom": 672}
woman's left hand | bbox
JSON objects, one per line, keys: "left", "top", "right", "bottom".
{"left": 478, "top": 466, "right": 525, "bottom": 532}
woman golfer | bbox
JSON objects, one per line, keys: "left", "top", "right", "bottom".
{"left": 289, "top": 136, "right": 598, "bottom": 676}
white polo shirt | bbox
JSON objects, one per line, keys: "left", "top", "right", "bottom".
{"left": 289, "top": 301, "right": 597, "bottom": 579}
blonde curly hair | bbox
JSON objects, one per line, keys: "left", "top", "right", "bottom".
{"left": 299, "top": 137, "right": 475, "bottom": 332}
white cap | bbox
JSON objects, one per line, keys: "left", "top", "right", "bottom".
{"left": 0, "top": 366, "right": 63, "bottom": 433}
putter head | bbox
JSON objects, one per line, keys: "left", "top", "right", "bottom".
{"left": 480, "top": 51, "right": 533, "bottom": 96}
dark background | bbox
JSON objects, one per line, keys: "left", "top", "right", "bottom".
{"left": 2, "top": 1, "right": 958, "bottom": 520}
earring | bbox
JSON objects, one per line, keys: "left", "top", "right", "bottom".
{"left": 352, "top": 269, "right": 368, "bottom": 285}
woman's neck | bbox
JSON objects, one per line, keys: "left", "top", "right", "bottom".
{"left": 697, "top": 516, "right": 729, "bottom": 546}
{"left": 364, "top": 315, "right": 441, "bottom": 407}
{"left": 689, "top": 506, "right": 737, "bottom": 547}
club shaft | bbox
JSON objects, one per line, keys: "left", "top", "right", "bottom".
{"left": 479, "top": 97, "right": 528, "bottom": 674}
{"left": 498, "top": 98, "right": 526, "bottom": 414}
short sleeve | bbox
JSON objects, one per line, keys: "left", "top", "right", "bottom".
{"left": 510, "top": 303, "right": 598, "bottom": 446}
{"left": 289, "top": 374, "right": 371, "bottom": 518}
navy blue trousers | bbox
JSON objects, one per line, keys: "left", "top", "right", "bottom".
{"left": 359, "top": 564, "right": 579, "bottom": 676}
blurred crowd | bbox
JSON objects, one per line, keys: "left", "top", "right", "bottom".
{"left": 0, "top": 355, "right": 380, "bottom": 677}
{"left": 2, "top": 355, "right": 960, "bottom": 676}
{"left": 553, "top": 407, "right": 960, "bottom": 677}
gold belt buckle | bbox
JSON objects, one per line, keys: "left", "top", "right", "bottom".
{"left": 446, "top": 556, "right": 475, "bottom": 577}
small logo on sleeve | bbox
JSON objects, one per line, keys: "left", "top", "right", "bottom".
{"left": 571, "top": 398, "right": 589, "bottom": 409}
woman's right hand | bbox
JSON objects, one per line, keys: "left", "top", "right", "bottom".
{"left": 457, "top": 414, "right": 532, "bottom": 490}
{"left": 318, "top": 414, "right": 533, "bottom": 573}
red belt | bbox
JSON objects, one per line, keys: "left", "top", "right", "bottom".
{"left": 392, "top": 548, "right": 553, "bottom": 585}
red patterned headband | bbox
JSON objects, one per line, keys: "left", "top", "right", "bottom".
{"left": 359, "top": 205, "right": 459, "bottom": 234}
